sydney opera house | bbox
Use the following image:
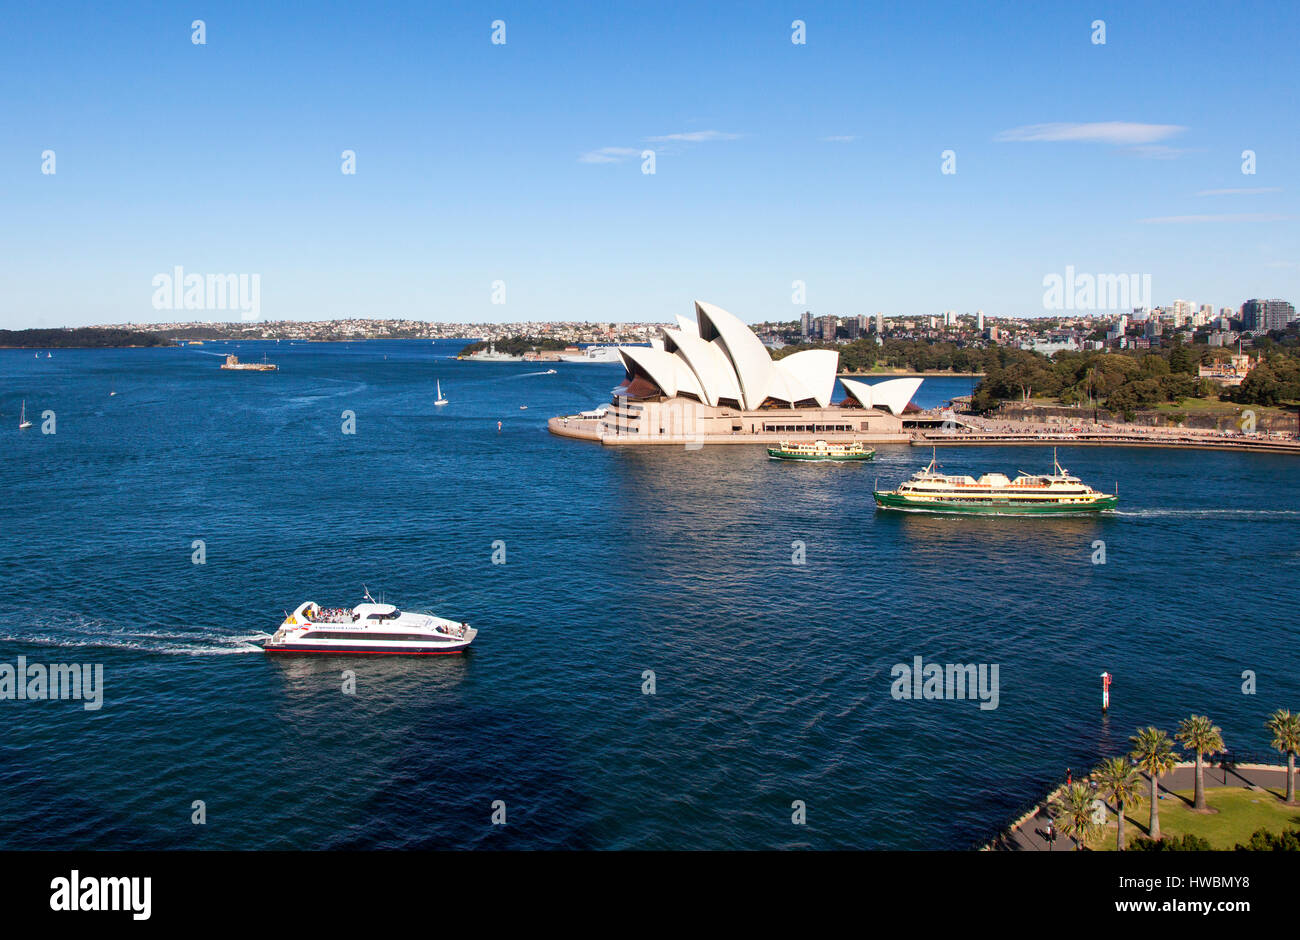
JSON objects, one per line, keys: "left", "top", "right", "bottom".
{"left": 549, "top": 300, "right": 922, "bottom": 445}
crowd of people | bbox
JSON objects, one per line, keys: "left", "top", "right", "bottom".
{"left": 913, "top": 410, "right": 1300, "bottom": 450}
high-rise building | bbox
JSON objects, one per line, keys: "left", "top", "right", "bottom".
{"left": 818, "top": 315, "right": 838, "bottom": 341}
{"left": 1241, "top": 298, "right": 1296, "bottom": 332}
{"left": 800, "top": 311, "right": 813, "bottom": 339}
{"left": 976, "top": 309, "right": 984, "bottom": 331}
{"left": 875, "top": 311, "right": 884, "bottom": 334}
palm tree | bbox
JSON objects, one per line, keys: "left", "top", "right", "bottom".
{"left": 1052, "top": 782, "right": 1101, "bottom": 851}
{"left": 1092, "top": 757, "right": 1143, "bottom": 851}
{"left": 1129, "top": 726, "right": 1178, "bottom": 840}
{"left": 1266, "top": 709, "right": 1300, "bottom": 804}
{"left": 1175, "top": 715, "right": 1224, "bottom": 812}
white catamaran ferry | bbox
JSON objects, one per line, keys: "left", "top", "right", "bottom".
{"left": 260, "top": 593, "right": 477, "bottom": 655}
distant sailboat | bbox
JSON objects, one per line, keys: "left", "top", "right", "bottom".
{"left": 434, "top": 380, "right": 448, "bottom": 406}
{"left": 18, "top": 400, "right": 32, "bottom": 429}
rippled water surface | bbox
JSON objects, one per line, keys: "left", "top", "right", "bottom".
{"left": 2, "top": 340, "right": 1296, "bottom": 849}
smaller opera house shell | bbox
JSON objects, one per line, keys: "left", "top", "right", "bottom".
{"left": 550, "top": 301, "right": 921, "bottom": 445}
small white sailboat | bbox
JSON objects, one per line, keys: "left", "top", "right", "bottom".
{"left": 434, "top": 379, "right": 448, "bottom": 406}
{"left": 18, "top": 400, "right": 32, "bottom": 429}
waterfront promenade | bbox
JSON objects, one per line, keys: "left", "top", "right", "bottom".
{"left": 912, "top": 413, "right": 1300, "bottom": 455}
{"left": 989, "top": 763, "right": 1296, "bottom": 851}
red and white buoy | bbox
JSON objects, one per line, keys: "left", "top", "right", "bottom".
{"left": 1100, "top": 671, "right": 1112, "bottom": 711}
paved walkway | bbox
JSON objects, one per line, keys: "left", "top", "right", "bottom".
{"left": 990, "top": 762, "right": 1296, "bottom": 851}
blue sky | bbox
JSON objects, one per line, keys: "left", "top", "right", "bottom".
{"left": 2, "top": 0, "right": 1296, "bottom": 327}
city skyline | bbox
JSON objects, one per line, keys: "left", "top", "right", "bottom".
{"left": 3, "top": 0, "right": 1297, "bottom": 329}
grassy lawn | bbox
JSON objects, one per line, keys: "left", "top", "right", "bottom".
{"left": 1087, "top": 786, "right": 1300, "bottom": 850}
{"left": 1149, "top": 399, "right": 1296, "bottom": 414}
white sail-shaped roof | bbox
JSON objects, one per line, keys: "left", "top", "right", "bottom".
{"left": 694, "top": 300, "right": 775, "bottom": 410}
{"left": 840, "top": 376, "right": 922, "bottom": 415}
{"left": 615, "top": 300, "right": 856, "bottom": 412}
{"left": 618, "top": 345, "right": 704, "bottom": 400}
{"left": 663, "top": 327, "right": 742, "bottom": 407}
{"left": 773, "top": 349, "right": 838, "bottom": 407}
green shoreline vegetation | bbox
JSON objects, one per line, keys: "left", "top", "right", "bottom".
{"left": 967, "top": 334, "right": 1300, "bottom": 420}
{"left": 0, "top": 327, "right": 174, "bottom": 348}
{"left": 457, "top": 336, "right": 571, "bottom": 357}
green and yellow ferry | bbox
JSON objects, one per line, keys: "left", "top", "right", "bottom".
{"left": 873, "top": 450, "right": 1117, "bottom": 514}
{"left": 768, "top": 440, "right": 875, "bottom": 462}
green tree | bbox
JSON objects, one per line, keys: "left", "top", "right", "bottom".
{"left": 1139, "top": 353, "right": 1170, "bottom": 377}
{"left": 1175, "top": 715, "right": 1224, "bottom": 812}
{"left": 1130, "top": 726, "right": 1178, "bottom": 840}
{"left": 1092, "top": 757, "right": 1144, "bottom": 851}
{"left": 1235, "top": 362, "right": 1282, "bottom": 406}
{"left": 1235, "top": 827, "right": 1300, "bottom": 851}
{"left": 1168, "top": 339, "right": 1195, "bottom": 375}
{"left": 1266, "top": 709, "right": 1300, "bottom": 804}
{"left": 1052, "top": 782, "right": 1101, "bottom": 851}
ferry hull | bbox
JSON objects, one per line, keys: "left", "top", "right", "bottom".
{"left": 873, "top": 492, "right": 1118, "bottom": 515}
{"left": 768, "top": 450, "right": 874, "bottom": 462}
{"left": 262, "top": 642, "right": 470, "bottom": 655}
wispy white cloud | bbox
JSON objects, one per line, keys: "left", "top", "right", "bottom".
{"left": 996, "top": 121, "right": 1186, "bottom": 145}
{"left": 578, "top": 146, "right": 641, "bottom": 165}
{"left": 820, "top": 135, "right": 858, "bottom": 143}
{"left": 644, "top": 130, "right": 741, "bottom": 143}
{"left": 580, "top": 130, "right": 741, "bottom": 165}
{"left": 1139, "top": 213, "right": 1290, "bottom": 224}
{"left": 1196, "top": 187, "right": 1283, "bottom": 196}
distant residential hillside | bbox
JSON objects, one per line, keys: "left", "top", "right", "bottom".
{"left": 0, "top": 328, "right": 174, "bottom": 348}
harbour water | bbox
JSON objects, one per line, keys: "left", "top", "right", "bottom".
{"left": 3, "top": 340, "right": 1297, "bottom": 849}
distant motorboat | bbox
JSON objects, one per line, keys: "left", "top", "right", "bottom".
{"left": 519, "top": 405, "right": 528, "bottom": 410}
{"left": 18, "top": 400, "right": 32, "bottom": 429}
{"left": 544, "top": 369, "right": 557, "bottom": 374}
